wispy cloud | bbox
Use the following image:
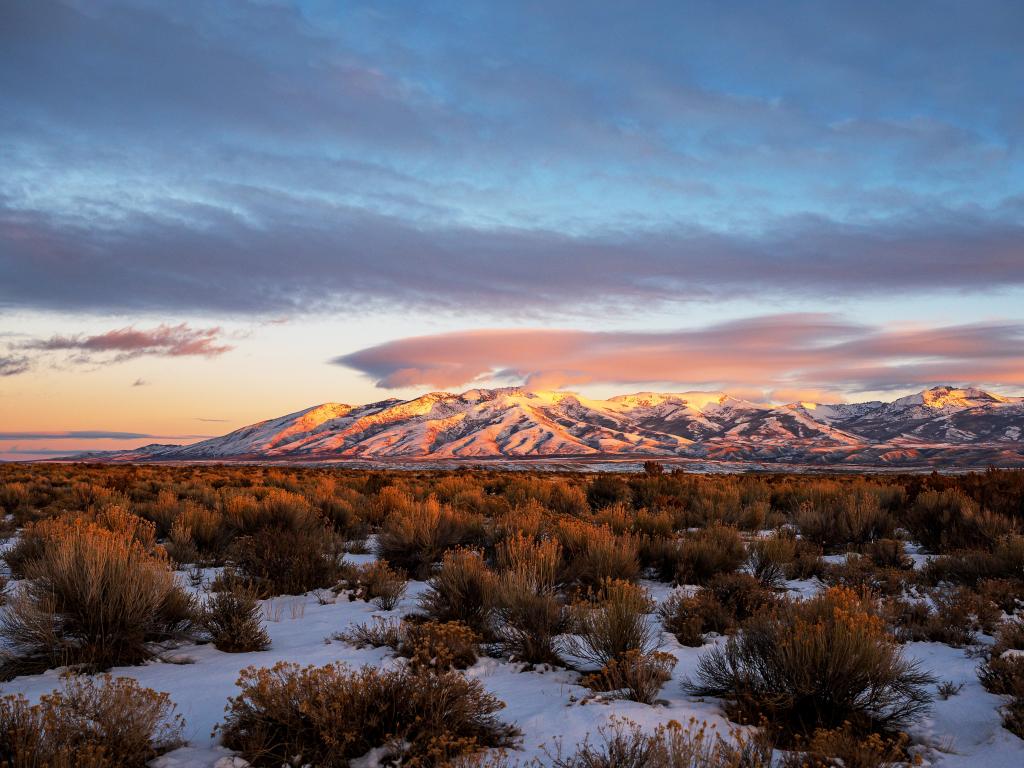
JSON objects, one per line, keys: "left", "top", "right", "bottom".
{"left": 32, "top": 323, "right": 232, "bottom": 360}
{"left": 334, "top": 314, "right": 1024, "bottom": 395}
{"left": 0, "top": 354, "right": 30, "bottom": 377}
{"left": 0, "top": 431, "right": 214, "bottom": 441}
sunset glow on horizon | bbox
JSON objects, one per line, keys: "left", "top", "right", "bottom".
{"left": 2, "top": 1, "right": 1024, "bottom": 460}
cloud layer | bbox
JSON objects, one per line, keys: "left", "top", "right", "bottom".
{"left": 335, "top": 314, "right": 1024, "bottom": 395}
{"left": 1, "top": 1, "right": 1022, "bottom": 317}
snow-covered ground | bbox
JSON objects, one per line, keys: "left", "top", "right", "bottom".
{"left": 1, "top": 552, "right": 1022, "bottom": 767}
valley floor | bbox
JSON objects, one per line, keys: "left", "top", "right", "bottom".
{"left": 2, "top": 553, "right": 1022, "bottom": 767}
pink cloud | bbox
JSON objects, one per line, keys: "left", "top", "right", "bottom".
{"left": 334, "top": 314, "right": 1024, "bottom": 395}
{"left": 33, "top": 323, "right": 233, "bottom": 361}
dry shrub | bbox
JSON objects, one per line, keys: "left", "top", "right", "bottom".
{"left": 402, "top": 621, "right": 481, "bottom": 670}
{"left": 778, "top": 725, "right": 913, "bottom": 768}
{"left": 493, "top": 500, "right": 546, "bottom": 542}
{"left": 687, "top": 587, "right": 934, "bottom": 741}
{"left": 167, "top": 501, "right": 227, "bottom": 564}
{"left": 905, "top": 489, "right": 1015, "bottom": 552}
{"left": 863, "top": 539, "right": 912, "bottom": 570}
{"left": 0, "top": 518, "right": 193, "bottom": 677}
{"left": 794, "top": 483, "right": 896, "bottom": 550}
{"left": 979, "top": 620, "right": 1024, "bottom": 738}
{"left": 346, "top": 560, "right": 408, "bottom": 610}
{"left": 556, "top": 519, "right": 640, "bottom": 589}
{"left": 580, "top": 649, "right": 676, "bottom": 704}
{"left": 884, "top": 587, "right": 998, "bottom": 646}
{"left": 748, "top": 529, "right": 798, "bottom": 587}
{"left": 564, "top": 579, "right": 658, "bottom": 667}
{"left": 549, "top": 716, "right": 771, "bottom": 768}
{"left": 340, "top": 615, "right": 404, "bottom": 650}
{"left": 418, "top": 549, "right": 497, "bottom": 636}
{"left": 218, "top": 661, "right": 518, "bottom": 767}
{"left": 675, "top": 524, "right": 746, "bottom": 585}
{"left": 197, "top": 586, "right": 271, "bottom": 653}
{"left": 493, "top": 534, "right": 565, "bottom": 664}
{"left": 924, "top": 536, "right": 1024, "bottom": 587}
{"left": 229, "top": 525, "right": 344, "bottom": 597}
{"left": 0, "top": 674, "right": 184, "bottom": 767}
{"left": 822, "top": 555, "right": 913, "bottom": 597}
{"left": 660, "top": 574, "right": 774, "bottom": 647}
{"left": 587, "top": 475, "right": 632, "bottom": 510}
{"left": 341, "top": 617, "right": 480, "bottom": 670}
{"left": 378, "top": 495, "right": 484, "bottom": 578}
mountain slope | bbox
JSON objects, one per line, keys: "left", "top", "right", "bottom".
{"left": 71, "top": 386, "right": 1024, "bottom": 468}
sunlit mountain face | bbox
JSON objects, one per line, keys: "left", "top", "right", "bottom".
{"left": 1, "top": 2, "right": 1023, "bottom": 461}
{"left": 71, "top": 386, "right": 1024, "bottom": 469}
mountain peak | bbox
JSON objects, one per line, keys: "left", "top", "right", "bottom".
{"left": 894, "top": 386, "right": 1008, "bottom": 410}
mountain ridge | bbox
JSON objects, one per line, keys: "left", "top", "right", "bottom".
{"left": 56, "top": 385, "right": 1024, "bottom": 469}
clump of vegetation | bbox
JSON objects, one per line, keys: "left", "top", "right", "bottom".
{"left": 341, "top": 617, "right": 481, "bottom": 670}
{"left": 0, "top": 516, "right": 193, "bottom": 677}
{"left": 345, "top": 560, "right": 408, "bottom": 609}
{"left": 793, "top": 482, "right": 896, "bottom": 550}
{"left": 218, "top": 661, "right": 519, "bottom": 767}
{"left": 197, "top": 586, "right": 271, "bottom": 653}
{"left": 660, "top": 574, "right": 775, "bottom": 647}
{"left": 493, "top": 535, "right": 566, "bottom": 664}
{"left": 548, "top": 717, "right": 771, "bottom": 768}
{"left": 673, "top": 524, "right": 746, "bottom": 585}
{"left": 564, "top": 579, "right": 659, "bottom": 667}
{"left": 777, "top": 725, "right": 914, "bottom": 768}
{"left": 556, "top": 519, "right": 640, "bottom": 589}
{"left": 0, "top": 674, "right": 184, "bottom": 767}
{"left": 687, "top": 587, "right": 934, "bottom": 742}
{"left": 580, "top": 649, "right": 676, "bottom": 704}
{"left": 377, "top": 493, "right": 484, "bottom": 578}
{"left": 978, "top": 619, "right": 1024, "bottom": 738}
{"left": 225, "top": 492, "right": 346, "bottom": 596}
{"left": 418, "top": 548, "right": 497, "bottom": 636}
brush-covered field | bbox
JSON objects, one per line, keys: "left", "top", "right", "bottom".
{"left": 0, "top": 463, "right": 1022, "bottom": 767}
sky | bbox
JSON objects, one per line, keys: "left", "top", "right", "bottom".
{"left": 1, "top": 0, "right": 1023, "bottom": 459}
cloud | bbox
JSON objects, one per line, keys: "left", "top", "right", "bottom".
{"left": 29, "top": 324, "right": 232, "bottom": 362}
{"left": 3, "top": 196, "right": 1023, "bottom": 317}
{"left": 333, "top": 314, "right": 1024, "bottom": 395}
{"left": 0, "top": 431, "right": 212, "bottom": 441}
{"left": 0, "top": 354, "right": 30, "bottom": 376}
{"left": 196, "top": 417, "right": 230, "bottom": 423}
{"left": 1, "top": 2, "right": 1022, "bottom": 318}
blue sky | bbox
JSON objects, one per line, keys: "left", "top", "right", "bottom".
{"left": 1, "top": 0, "right": 1023, "bottom": 457}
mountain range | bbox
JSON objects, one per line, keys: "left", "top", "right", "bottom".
{"left": 67, "top": 386, "right": 1024, "bottom": 470}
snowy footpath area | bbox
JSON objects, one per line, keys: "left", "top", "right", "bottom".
{"left": 1, "top": 565, "right": 1022, "bottom": 767}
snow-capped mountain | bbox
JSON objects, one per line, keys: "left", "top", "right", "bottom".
{"left": 73, "top": 386, "right": 1024, "bottom": 469}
